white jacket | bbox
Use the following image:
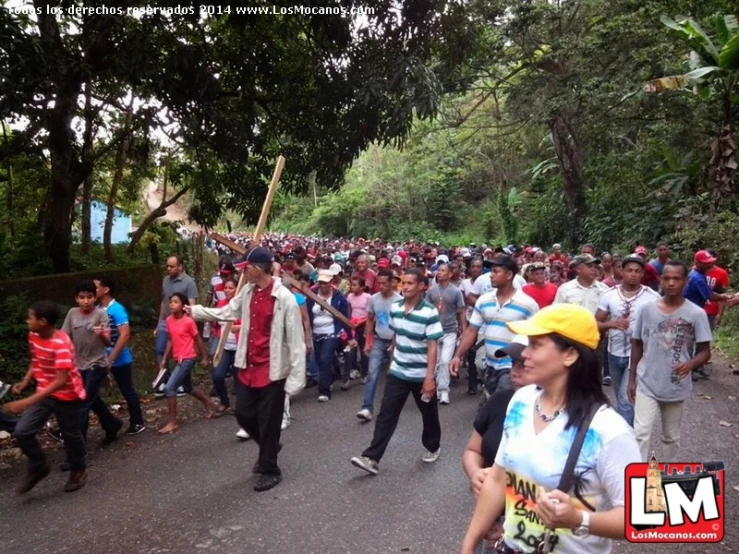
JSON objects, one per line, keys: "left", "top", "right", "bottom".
{"left": 190, "top": 277, "right": 306, "bottom": 396}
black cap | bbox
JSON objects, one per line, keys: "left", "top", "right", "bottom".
{"left": 489, "top": 254, "right": 519, "bottom": 274}
{"left": 234, "top": 246, "right": 273, "bottom": 270}
{"left": 621, "top": 254, "right": 645, "bottom": 269}
{"left": 494, "top": 342, "right": 526, "bottom": 363}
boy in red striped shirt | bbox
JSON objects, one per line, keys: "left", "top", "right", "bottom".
{"left": 4, "top": 300, "right": 88, "bottom": 494}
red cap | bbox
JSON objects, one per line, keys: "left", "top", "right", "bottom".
{"left": 634, "top": 246, "right": 648, "bottom": 256}
{"left": 377, "top": 258, "right": 390, "bottom": 269}
{"left": 694, "top": 250, "right": 716, "bottom": 264}
{"left": 397, "top": 250, "right": 407, "bottom": 259}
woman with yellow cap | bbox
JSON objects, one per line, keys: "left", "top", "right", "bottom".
{"left": 460, "top": 304, "right": 640, "bottom": 554}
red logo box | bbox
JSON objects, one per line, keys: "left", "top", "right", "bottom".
{"left": 625, "top": 457, "right": 724, "bottom": 543}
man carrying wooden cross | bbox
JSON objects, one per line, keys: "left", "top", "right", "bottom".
{"left": 186, "top": 247, "right": 306, "bottom": 492}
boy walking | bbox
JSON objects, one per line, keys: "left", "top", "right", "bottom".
{"left": 5, "top": 300, "right": 87, "bottom": 494}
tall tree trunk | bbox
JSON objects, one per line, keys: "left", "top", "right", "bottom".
{"left": 2, "top": 123, "right": 15, "bottom": 239}
{"left": 707, "top": 84, "right": 736, "bottom": 209}
{"left": 103, "top": 104, "right": 133, "bottom": 263}
{"left": 548, "top": 113, "right": 587, "bottom": 248}
{"left": 81, "top": 84, "right": 95, "bottom": 255}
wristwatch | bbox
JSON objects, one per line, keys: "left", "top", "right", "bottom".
{"left": 573, "top": 510, "right": 591, "bottom": 537}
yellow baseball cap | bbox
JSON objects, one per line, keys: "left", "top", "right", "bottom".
{"left": 506, "top": 304, "right": 600, "bottom": 350}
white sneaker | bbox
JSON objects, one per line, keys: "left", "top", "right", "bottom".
{"left": 356, "top": 408, "right": 372, "bottom": 422}
{"left": 176, "top": 386, "right": 186, "bottom": 397}
{"left": 422, "top": 448, "right": 441, "bottom": 463}
{"left": 318, "top": 395, "right": 329, "bottom": 402}
{"left": 349, "top": 369, "right": 360, "bottom": 380}
{"left": 439, "top": 391, "right": 450, "bottom": 405}
{"left": 236, "top": 428, "right": 250, "bottom": 440}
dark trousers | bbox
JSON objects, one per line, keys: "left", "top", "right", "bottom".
{"left": 362, "top": 374, "right": 441, "bottom": 463}
{"left": 14, "top": 398, "right": 86, "bottom": 472}
{"left": 342, "top": 323, "right": 368, "bottom": 379}
{"left": 235, "top": 378, "right": 286, "bottom": 476}
{"left": 110, "top": 363, "right": 144, "bottom": 427}
{"left": 80, "top": 366, "right": 121, "bottom": 440}
{"left": 466, "top": 348, "right": 478, "bottom": 390}
{"left": 0, "top": 410, "right": 18, "bottom": 433}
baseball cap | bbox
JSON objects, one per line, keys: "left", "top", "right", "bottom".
{"left": 317, "top": 269, "right": 333, "bottom": 283}
{"left": 634, "top": 246, "right": 648, "bottom": 257}
{"left": 621, "top": 254, "right": 644, "bottom": 268}
{"left": 377, "top": 258, "right": 390, "bottom": 269}
{"left": 572, "top": 254, "right": 600, "bottom": 267}
{"left": 328, "top": 263, "right": 343, "bottom": 276}
{"left": 436, "top": 254, "right": 450, "bottom": 264}
{"left": 494, "top": 335, "right": 529, "bottom": 363}
{"left": 234, "top": 247, "right": 273, "bottom": 270}
{"left": 529, "top": 262, "right": 546, "bottom": 271}
{"left": 694, "top": 250, "right": 717, "bottom": 264}
{"left": 391, "top": 255, "right": 403, "bottom": 266}
{"left": 489, "top": 254, "right": 518, "bottom": 274}
{"left": 506, "top": 304, "right": 600, "bottom": 350}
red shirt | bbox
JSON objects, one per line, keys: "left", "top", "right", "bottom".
{"left": 166, "top": 314, "right": 199, "bottom": 362}
{"left": 29, "top": 330, "right": 86, "bottom": 402}
{"left": 239, "top": 280, "right": 275, "bottom": 388}
{"left": 211, "top": 297, "right": 242, "bottom": 340}
{"left": 641, "top": 263, "right": 660, "bottom": 289}
{"left": 522, "top": 283, "right": 558, "bottom": 309}
{"left": 705, "top": 266, "right": 730, "bottom": 317}
{"left": 352, "top": 269, "right": 378, "bottom": 294}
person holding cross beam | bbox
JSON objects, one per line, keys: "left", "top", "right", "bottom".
{"left": 186, "top": 247, "right": 306, "bottom": 492}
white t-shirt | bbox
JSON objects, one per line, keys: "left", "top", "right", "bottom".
{"left": 460, "top": 276, "right": 486, "bottom": 320}
{"left": 494, "top": 385, "right": 641, "bottom": 554}
{"left": 312, "top": 301, "right": 335, "bottom": 335}
{"left": 597, "top": 286, "right": 660, "bottom": 357}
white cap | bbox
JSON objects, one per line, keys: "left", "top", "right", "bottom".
{"left": 436, "top": 254, "right": 449, "bottom": 264}
{"left": 328, "top": 263, "right": 343, "bottom": 276}
{"left": 391, "top": 255, "right": 402, "bottom": 266}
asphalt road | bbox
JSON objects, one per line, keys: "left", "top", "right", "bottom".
{"left": 0, "top": 365, "right": 737, "bottom": 554}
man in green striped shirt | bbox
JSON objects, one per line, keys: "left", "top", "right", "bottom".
{"left": 351, "top": 268, "right": 444, "bottom": 475}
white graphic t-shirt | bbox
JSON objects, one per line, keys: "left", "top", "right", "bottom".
{"left": 494, "top": 385, "right": 641, "bottom": 554}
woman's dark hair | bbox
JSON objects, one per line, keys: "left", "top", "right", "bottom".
{"left": 169, "top": 292, "right": 189, "bottom": 307}
{"left": 352, "top": 277, "right": 366, "bottom": 288}
{"left": 30, "top": 300, "right": 61, "bottom": 326}
{"left": 550, "top": 334, "right": 610, "bottom": 430}
{"left": 223, "top": 276, "right": 239, "bottom": 288}
{"left": 75, "top": 280, "right": 97, "bottom": 296}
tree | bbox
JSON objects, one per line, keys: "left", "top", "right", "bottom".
{"left": 1, "top": 1, "right": 479, "bottom": 272}
{"left": 644, "top": 13, "right": 739, "bottom": 207}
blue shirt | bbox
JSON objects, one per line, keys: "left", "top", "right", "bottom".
{"left": 104, "top": 300, "right": 133, "bottom": 366}
{"left": 683, "top": 269, "right": 712, "bottom": 309}
{"left": 293, "top": 292, "right": 306, "bottom": 307}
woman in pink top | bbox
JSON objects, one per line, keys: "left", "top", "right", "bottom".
{"left": 341, "top": 277, "right": 372, "bottom": 390}
{"left": 158, "top": 293, "right": 218, "bottom": 434}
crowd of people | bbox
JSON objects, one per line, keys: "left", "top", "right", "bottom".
{"left": 2, "top": 232, "right": 735, "bottom": 554}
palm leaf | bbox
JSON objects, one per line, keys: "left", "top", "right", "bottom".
{"left": 719, "top": 33, "right": 739, "bottom": 71}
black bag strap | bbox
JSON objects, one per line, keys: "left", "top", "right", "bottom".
{"left": 556, "top": 403, "right": 601, "bottom": 494}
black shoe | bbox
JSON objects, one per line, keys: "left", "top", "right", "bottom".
{"left": 254, "top": 473, "right": 282, "bottom": 492}
{"left": 64, "top": 470, "right": 87, "bottom": 492}
{"left": 102, "top": 419, "right": 124, "bottom": 445}
{"left": 305, "top": 377, "right": 318, "bottom": 389}
{"left": 17, "top": 464, "right": 51, "bottom": 495}
{"left": 60, "top": 461, "right": 71, "bottom": 472}
{"left": 467, "top": 386, "right": 478, "bottom": 395}
{"left": 125, "top": 423, "right": 146, "bottom": 436}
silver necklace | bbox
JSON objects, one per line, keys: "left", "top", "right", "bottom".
{"left": 535, "top": 400, "right": 562, "bottom": 422}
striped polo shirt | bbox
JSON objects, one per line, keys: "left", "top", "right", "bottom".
{"left": 388, "top": 298, "right": 444, "bottom": 382}
{"left": 469, "top": 288, "right": 539, "bottom": 371}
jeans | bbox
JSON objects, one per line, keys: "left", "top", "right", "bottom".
{"left": 362, "top": 336, "right": 393, "bottom": 412}
{"left": 342, "top": 323, "right": 368, "bottom": 379}
{"left": 0, "top": 409, "right": 18, "bottom": 433}
{"left": 165, "top": 358, "right": 197, "bottom": 398}
{"left": 80, "top": 366, "right": 122, "bottom": 440}
{"left": 607, "top": 354, "right": 633, "bottom": 426}
{"left": 110, "top": 363, "right": 144, "bottom": 427}
{"left": 435, "top": 332, "right": 457, "bottom": 393}
{"left": 235, "top": 379, "right": 286, "bottom": 475}
{"left": 213, "top": 349, "right": 236, "bottom": 407}
{"left": 314, "top": 335, "right": 340, "bottom": 398}
{"left": 362, "top": 374, "right": 441, "bottom": 463}
{"left": 14, "top": 398, "right": 86, "bottom": 472}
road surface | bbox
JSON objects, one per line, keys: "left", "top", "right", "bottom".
{"left": 0, "top": 365, "right": 737, "bottom": 554}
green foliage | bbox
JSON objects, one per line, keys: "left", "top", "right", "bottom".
{"left": 0, "top": 293, "right": 31, "bottom": 384}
